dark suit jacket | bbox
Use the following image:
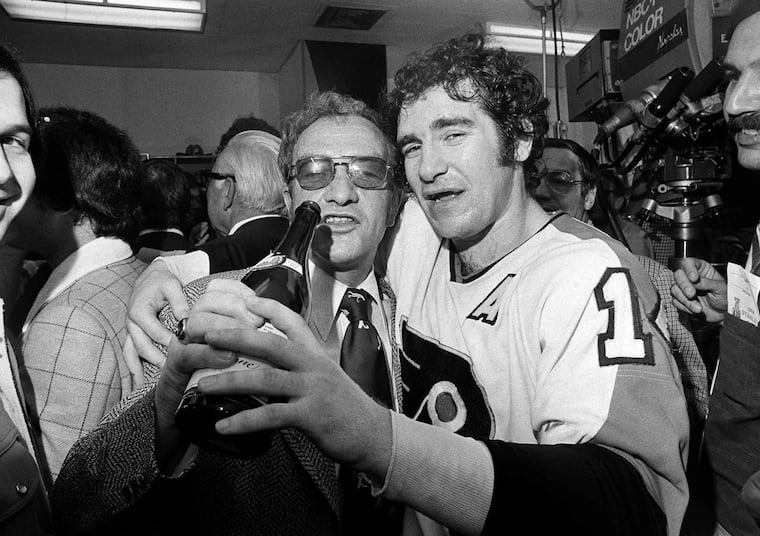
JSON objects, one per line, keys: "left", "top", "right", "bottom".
{"left": 136, "top": 230, "right": 191, "bottom": 253}
{"left": 51, "top": 268, "right": 342, "bottom": 536}
{"left": 703, "top": 314, "right": 760, "bottom": 536}
{"left": 190, "top": 215, "right": 288, "bottom": 274}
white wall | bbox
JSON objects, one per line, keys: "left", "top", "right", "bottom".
{"left": 22, "top": 63, "right": 280, "bottom": 157}
{"left": 21, "top": 46, "right": 598, "bottom": 157}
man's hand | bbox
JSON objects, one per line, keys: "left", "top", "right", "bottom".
{"left": 154, "top": 279, "right": 262, "bottom": 471}
{"left": 198, "top": 295, "right": 393, "bottom": 479}
{"left": 125, "top": 260, "right": 189, "bottom": 370}
{"left": 671, "top": 257, "right": 728, "bottom": 324}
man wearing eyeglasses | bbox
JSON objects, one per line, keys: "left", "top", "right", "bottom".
{"left": 186, "top": 129, "right": 289, "bottom": 276}
{"left": 98, "top": 35, "right": 688, "bottom": 535}
{"left": 531, "top": 137, "right": 654, "bottom": 258}
{"left": 52, "top": 91, "right": 403, "bottom": 535}
{"left": 170, "top": 34, "right": 687, "bottom": 536}
{"left": 530, "top": 138, "right": 595, "bottom": 222}
{"left": 119, "top": 129, "right": 289, "bottom": 365}
{"left": 529, "top": 137, "right": 709, "bottom": 453}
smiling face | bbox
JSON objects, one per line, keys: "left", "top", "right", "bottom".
{"left": 397, "top": 86, "right": 525, "bottom": 249}
{"left": 724, "top": 11, "right": 760, "bottom": 170}
{"left": 0, "top": 74, "right": 34, "bottom": 240}
{"left": 285, "top": 115, "right": 398, "bottom": 285}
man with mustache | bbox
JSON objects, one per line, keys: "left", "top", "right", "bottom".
{"left": 671, "top": 2, "right": 760, "bottom": 534}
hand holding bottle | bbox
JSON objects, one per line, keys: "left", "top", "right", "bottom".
{"left": 126, "top": 259, "right": 189, "bottom": 369}
{"left": 175, "top": 201, "right": 320, "bottom": 456}
{"left": 154, "top": 279, "right": 263, "bottom": 472}
{"left": 196, "top": 294, "right": 394, "bottom": 480}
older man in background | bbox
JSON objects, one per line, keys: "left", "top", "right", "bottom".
{"left": 52, "top": 91, "right": 404, "bottom": 536}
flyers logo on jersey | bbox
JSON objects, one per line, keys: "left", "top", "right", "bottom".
{"left": 466, "top": 274, "right": 515, "bottom": 325}
{"left": 400, "top": 319, "right": 494, "bottom": 438}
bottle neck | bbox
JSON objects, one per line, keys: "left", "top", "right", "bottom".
{"left": 276, "top": 202, "right": 320, "bottom": 265}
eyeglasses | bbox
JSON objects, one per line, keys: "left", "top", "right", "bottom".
{"left": 199, "top": 170, "right": 236, "bottom": 189}
{"left": 532, "top": 162, "right": 584, "bottom": 194}
{"left": 289, "top": 156, "right": 391, "bottom": 190}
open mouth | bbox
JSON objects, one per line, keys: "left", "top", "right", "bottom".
{"left": 424, "top": 190, "right": 462, "bottom": 202}
{"left": 322, "top": 214, "right": 358, "bottom": 225}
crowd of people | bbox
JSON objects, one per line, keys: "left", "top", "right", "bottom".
{"left": 1, "top": 1, "right": 760, "bottom": 535}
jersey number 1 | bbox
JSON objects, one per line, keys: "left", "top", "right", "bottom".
{"left": 594, "top": 268, "right": 654, "bottom": 366}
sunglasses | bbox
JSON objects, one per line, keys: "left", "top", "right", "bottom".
{"left": 289, "top": 156, "right": 391, "bottom": 190}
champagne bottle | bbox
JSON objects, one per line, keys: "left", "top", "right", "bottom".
{"left": 174, "top": 200, "right": 321, "bottom": 457}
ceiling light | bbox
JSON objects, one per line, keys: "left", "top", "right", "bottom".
{"left": 0, "top": 0, "right": 206, "bottom": 32}
{"left": 485, "top": 22, "right": 594, "bottom": 56}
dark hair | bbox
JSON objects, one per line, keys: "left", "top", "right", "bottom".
{"left": 139, "top": 159, "right": 193, "bottom": 231}
{"left": 386, "top": 32, "right": 549, "bottom": 177}
{"left": 33, "top": 107, "right": 142, "bottom": 242}
{"left": 542, "top": 138, "right": 601, "bottom": 193}
{"left": 216, "top": 114, "right": 280, "bottom": 156}
{"left": 279, "top": 91, "right": 402, "bottom": 189}
{"left": 0, "top": 44, "right": 35, "bottom": 130}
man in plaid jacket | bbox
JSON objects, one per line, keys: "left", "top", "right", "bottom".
{"left": 5, "top": 106, "right": 146, "bottom": 482}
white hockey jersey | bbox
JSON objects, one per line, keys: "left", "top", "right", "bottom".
{"left": 385, "top": 199, "right": 690, "bottom": 536}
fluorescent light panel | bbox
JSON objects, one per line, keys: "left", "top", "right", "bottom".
{"left": 0, "top": 0, "right": 205, "bottom": 31}
{"left": 108, "top": 0, "right": 202, "bottom": 11}
{"left": 486, "top": 22, "right": 593, "bottom": 56}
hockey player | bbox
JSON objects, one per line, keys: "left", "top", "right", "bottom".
{"left": 189, "top": 33, "right": 690, "bottom": 536}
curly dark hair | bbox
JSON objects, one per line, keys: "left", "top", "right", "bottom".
{"left": 385, "top": 32, "right": 549, "bottom": 177}
{"left": 33, "top": 107, "right": 142, "bottom": 242}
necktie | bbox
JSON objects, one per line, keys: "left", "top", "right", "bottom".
{"left": 338, "top": 288, "right": 400, "bottom": 534}
{"left": 339, "top": 288, "right": 391, "bottom": 408}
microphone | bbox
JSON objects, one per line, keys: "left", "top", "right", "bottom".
{"left": 594, "top": 79, "right": 668, "bottom": 145}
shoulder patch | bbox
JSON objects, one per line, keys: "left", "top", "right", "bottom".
{"left": 594, "top": 267, "right": 655, "bottom": 367}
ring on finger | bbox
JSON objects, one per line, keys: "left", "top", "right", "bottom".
{"left": 175, "top": 317, "right": 189, "bottom": 343}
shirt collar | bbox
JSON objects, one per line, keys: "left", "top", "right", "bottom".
{"left": 22, "top": 237, "right": 134, "bottom": 334}
{"left": 139, "top": 227, "right": 185, "bottom": 237}
{"left": 308, "top": 259, "right": 380, "bottom": 341}
{"left": 229, "top": 214, "right": 284, "bottom": 236}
